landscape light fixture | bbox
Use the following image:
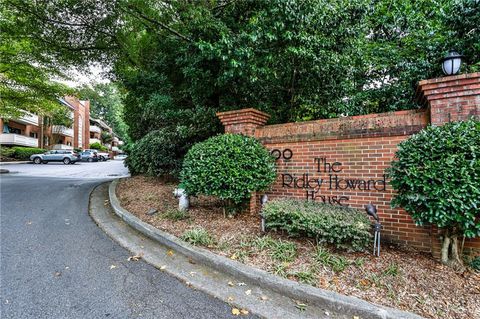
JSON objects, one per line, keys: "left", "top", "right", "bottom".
{"left": 365, "top": 203, "right": 382, "bottom": 257}
{"left": 259, "top": 194, "right": 268, "bottom": 232}
{"left": 441, "top": 50, "right": 464, "bottom": 76}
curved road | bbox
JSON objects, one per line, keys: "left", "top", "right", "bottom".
{"left": 0, "top": 162, "right": 255, "bottom": 318}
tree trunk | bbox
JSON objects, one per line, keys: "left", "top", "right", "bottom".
{"left": 440, "top": 228, "right": 465, "bottom": 271}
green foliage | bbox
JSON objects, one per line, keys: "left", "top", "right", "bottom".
{"left": 11, "top": 147, "right": 46, "bottom": 160}
{"left": 0, "top": 147, "right": 15, "bottom": 159}
{"left": 314, "top": 246, "right": 350, "bottom": 273}
{"left": 101, "top": 131, "right": 113, "bottom": 144}
{"left": 388, "top": 120, "right": 480, "bottom": 238}
{"left": 125, "top": 129, "right": 191, "bottom": 178}
{"left": 293, "top": 268, "right": 317, "bottom": 286}
{"left": 251, "top": 236, "right": 297, "bottom": 263}
{"left": 161, "top": 209, "right": 190, "bottom": 221}
{"left": 383, "top": 263, "right": 400, "bottom": 277}
{"left": 263, "top": 199, "right": 372, "bottom": 251}
{"left": 78, "top": 83, "right": 130, "bottom": 143}
{"left": 469, "top": 256, "right": 480, "bottom": 272}
{"left": 89, "top": 142, "right": 108, "bottom": 152}
{"left": 180, "top": 134, "right": 276, "bottom": 206}
{"left": 181, "top": 227, "right": 214, "bottom": 246}
{"left": 51, "top": 105, "right": 74, "bottom": 127}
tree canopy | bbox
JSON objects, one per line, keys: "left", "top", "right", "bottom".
{"left": 3, "top": 0, "right": 479, "bottom": 145}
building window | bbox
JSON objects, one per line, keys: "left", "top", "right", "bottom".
{"left": 8, "top": 127, "right": 21, "bottom": 134}
{"left": 30, "top": 132, "right": 38, "bottom": 138}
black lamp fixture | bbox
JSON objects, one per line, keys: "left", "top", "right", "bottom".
{"left": 441, "top": 50, "right": 464, "bottom": 76}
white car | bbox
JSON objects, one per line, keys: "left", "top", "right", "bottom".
{"left": 84, "top": 149, "right": 110, "bottom": 161}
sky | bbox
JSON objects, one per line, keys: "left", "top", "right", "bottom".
{"left": 57, "top": 64, "right": 111, "bottom": 88}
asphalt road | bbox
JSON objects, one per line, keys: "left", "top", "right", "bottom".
{"left": 0, "top": 163, "right": 256, "bottom": 318}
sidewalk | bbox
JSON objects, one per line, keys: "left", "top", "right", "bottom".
{"left": 0, "top": 161, "right": 29, "bottom": 165}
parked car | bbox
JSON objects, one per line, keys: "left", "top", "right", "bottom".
{"left": 30, "top": 150, "right": 80, "bottom": 165}
{"left": 83, "top": 149, "right": 110, "bottom": 161}
{"left": 80, "top": 150, "right": 99, "bottom": 162}
{"left": 115, "top": 154, "right": 127, "bottom": 160}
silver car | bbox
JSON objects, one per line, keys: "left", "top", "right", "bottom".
{"left": 30, "top": 150, "right": 80, "bottom": 165}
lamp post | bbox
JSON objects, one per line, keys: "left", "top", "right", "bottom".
{"left": 365, "top": 204, "right": 382, "bottom": 257}
{"left": 441, "top": 50, "right": 464, "bottom": 76}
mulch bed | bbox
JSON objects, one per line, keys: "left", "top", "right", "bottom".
{"left": 117, "top": 176, "right": 480, "bottom": 319}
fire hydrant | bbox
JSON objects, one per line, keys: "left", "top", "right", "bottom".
{"left": 173, "top": 188, "right": 189, "bottom": 211}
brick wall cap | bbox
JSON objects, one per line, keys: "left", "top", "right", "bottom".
{"left": 216, "top": 108, "right": 270, "bottom": 119}
{"left": 418, "top": 72, "right": 480, "bottom": 86}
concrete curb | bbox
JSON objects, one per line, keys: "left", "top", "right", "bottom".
{"left": 0, "top": 161, "right": 29, "bottom": 165}
{"left": 0, "top": 168, "right": 9, "bottom": 174}
{"left": 109, "top": 179, "right": 423, "bottom": 319}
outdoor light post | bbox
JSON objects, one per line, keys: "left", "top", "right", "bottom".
{"left": 441, "top": 50, "right": 464, "bottom": 76}
{"left": 365, "top": 204, "right": 382, "bottom": 257}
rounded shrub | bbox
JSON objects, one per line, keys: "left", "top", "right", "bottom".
{"left": 388, "top": 120, "right": 480, "bottom": 268}
{"left": 12, "top": 147, "right": 46, "bottom": 160}
{"left": 180, "top": 134, "right": 276, "bottom": 207}
{"left": 125, "top": 129, "right": 190, "bottom": 178}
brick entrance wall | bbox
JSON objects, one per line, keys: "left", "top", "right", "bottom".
{"left": 217, "top": 73, "right": 480, "bottom": 255}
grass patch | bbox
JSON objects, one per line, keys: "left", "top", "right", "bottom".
{"left": 251, "top": 236, "right": 297, "bottom": 262}
{"left": 314, "top": 246, "right": 350, "bottom": 273}
{"left": 181, "top": 227, "right": 214, "bottom": 246}
{"left": 383, "top": 262, "right": 400, "bottom": 277}
{"left": 294, "top": 268, "right": 317, "bottom": 286}
{"left": 162, "top": 209, "right": 190, "bottom": 221}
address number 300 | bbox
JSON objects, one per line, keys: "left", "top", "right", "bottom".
{"left": 270, "top": 148, "right": 293, "bottom": 160}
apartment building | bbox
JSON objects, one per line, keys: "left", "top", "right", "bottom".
{"left": 89, "top": 117, "right": 123, "bottom": 154}
{"left": 0, "top": 97, "right": 90, "bottom": 150}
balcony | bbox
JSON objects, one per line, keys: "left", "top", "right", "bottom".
{"left": 118, "top": 140, "right": 124, "bottom": 146}
{"left": 0, "top": 133, "right": 39, "bottom": 147}
{"left": 113, "top": 136, "right": 119, "bottom": 142}
{"left": 90, "top": 125, "right": 101, "bottom": 134}
{"left": 90, "top": 138, "right": 101, "bottom": 145}
{"left": 112, "top": 146, "right": 119, "bottom": 152}
{"left": 16, "top": 112, "right": 39, "bottom": 126}
{"left": 52, "top": 125, "right": 74, "bottom": 137}
{"left": 52, "top": 144, "right": 73, "bottom": 150}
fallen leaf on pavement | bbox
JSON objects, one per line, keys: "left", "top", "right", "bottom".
{"left": 230, "top": 253, "right": 238, "bottom": 260}
{"left": 240, "top": 309, "right": 249, "bottom": 315}
{"left": 127, "top": 254, "right": 142, "bottom": 261}
{"left": 227, "top": 296, "right": 234, "bottom": 302}
{"left": 167, "top": 250, "right": 174, "bottom": 256}
{"left": 237, "top": 282, "right": 246, "bottom": 286}
{"left": 231, "top": 308, "right": 240, "bottom": 316}
{"left": 228, "top": 281, "right": 234, "bottom": 287}
{"left": 110, "top": 265, "right": 117, "bottom": 269}
{"left": 245, "top": 289, "right": 251, "bottom": 295}
{"left": 54, "top": 271, "right": 61, "bottom": 277}
{"left": 295, "top": 301, "right": 307, "bottom": 311}
{"left": 160, "top": 265, "right": 166, "bottom": 270}
{"left": 260, "top": 295, "right": 268, "bottom": 301}
{"left": 26, "top": 221, "right": 32, "bottom": 225}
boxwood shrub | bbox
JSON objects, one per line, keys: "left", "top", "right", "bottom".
{"left": 262, "top": 199, "right": 372, "bottom": 251}
{"left": 181, "top": 134, "right": 276, "bottom": 207}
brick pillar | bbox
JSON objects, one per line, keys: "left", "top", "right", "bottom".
{"left": 417, "top": 72, "right": 480, "bottom": 126}
{"left": 417, "top": 72, "right": 480, "bottom": 258}
{"left": 216, "top": 108, "right": 270, "bottom": 213}
{"left": 216, "top": 108, "right": 270, "bottom": 137}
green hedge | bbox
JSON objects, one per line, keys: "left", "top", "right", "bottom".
{"left": 11, "top": 147, "right": 46, "bottom": 160}
{"left": 181, "top": 134, "right": 276, "bottom": 207}
{"left": 263, "top": 199, "right": 372, "bottom": 251}
{"left": 89, "top": 142, "right": 108, "bottom": 152}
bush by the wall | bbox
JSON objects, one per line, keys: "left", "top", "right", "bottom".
{"left": 388, "top": 120, "right": 480, "bottom": 268}
{"left": 180, "top": 134, "right": 276, "bottom": 208}
{"left": 125, "top": 128, "right": 190, "bottom": 178}
{"left": 12, "top": 147, "right": 46, "bottom": 160}
{"left": 262, "top": 199, "right": 372, "bottom": 251}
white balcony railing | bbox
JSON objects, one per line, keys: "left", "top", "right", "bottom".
{"left": 52, "top": 125, "right": 74, "bottom": 137}
{"left": 90, "top": 138, "right": 101, "bottom": 145}
{"left": 0, "top": 133, "right": 39, "bottom": 147}
{"left": 112, "top": 146, "right": 119, "bottom": 152}
{"left": 113, "top": 136, "right": 119, "bottom": 142}
{"left": 90, "top": 125, "right": 101, "bottom": 134}
{"left": 15, "top": 112, "right": 39, "bottom": 126}
{"left": 52, "top": 144, "right": 73, "bottom": 150}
